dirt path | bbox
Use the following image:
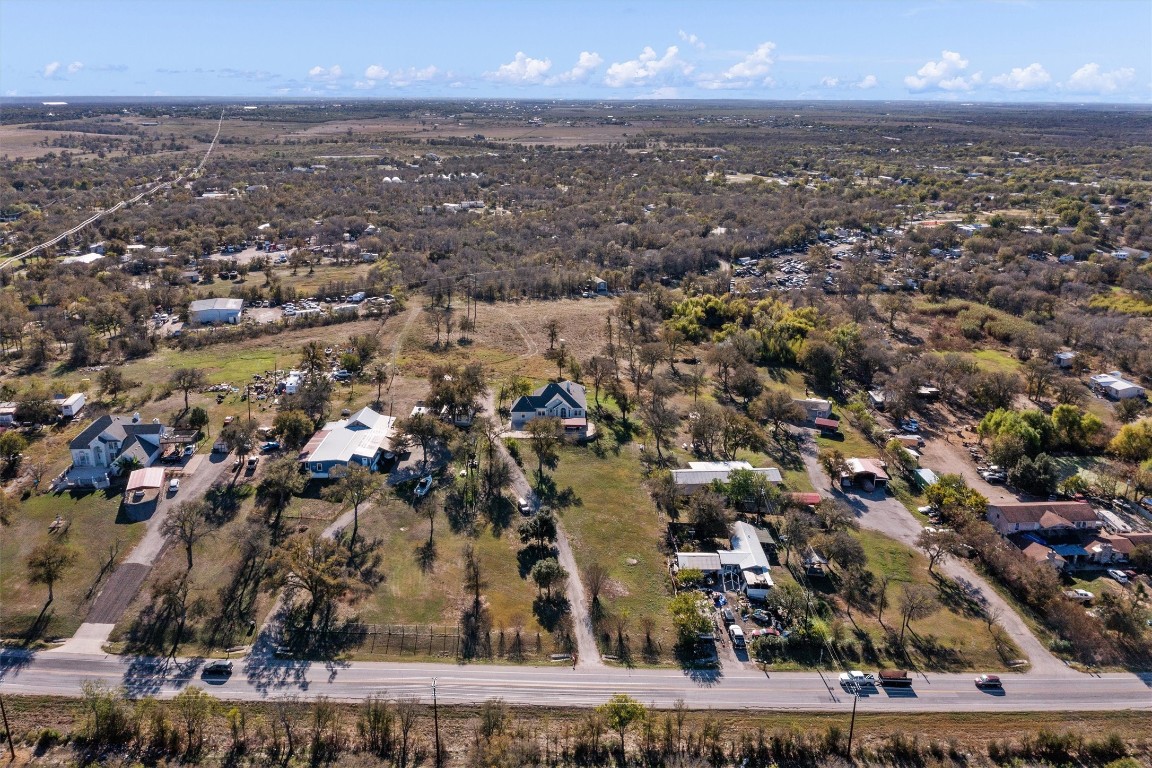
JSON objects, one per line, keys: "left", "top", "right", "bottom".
{"left": 796, "top": 432, "right": 1072, "bottom": 677}
{"left": 480, "top": 390, "right": 601, "bottom": 667}
{"left": 389, "top": 304, "right": 423, "bottom": 368}
{"left": 492, "top": 305, "right": 539, "bottom": 358}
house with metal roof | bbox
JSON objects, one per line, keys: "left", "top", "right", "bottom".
{"left": 1089, "top": 371, "right": 1145, "bottom": 400}
{"left": 671, "top": 460, "right": 782, "bottom": 495}
{"left": 675, "top": 521, "right": 775, "bottom": 598}
{"left": 298, "top": 406, "right": 396, "bottom": 478}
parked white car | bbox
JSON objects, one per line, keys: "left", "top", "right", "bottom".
{"left": 1107, "top": 569, "right": 1130, "bottom": 584}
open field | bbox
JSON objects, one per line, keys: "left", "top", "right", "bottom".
{"left": 1, "top": 487, "right": 146, "bottom": 641}
{"left": 548, "top": 416, "right": 677, "bottom": 664}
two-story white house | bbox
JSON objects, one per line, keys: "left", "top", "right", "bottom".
{"left": 510, "top": 380, "right": 588, "bottom": 432}
{"left": 67, "top": 414, "right": 166, "bottom": 488}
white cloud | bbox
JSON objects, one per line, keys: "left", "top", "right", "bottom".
{"left": 42, "top": 61, "right": 61, "bottom": 78}
{"left": 361, "top": 64, "right": 440, "bottom": 88}
{"left": 856, "top": 74, "right": 878, "bottom": 89}
{"left": 388, "top": 66, "right": 439, "bottom": 87}
{"left": 820, "top": 76, "right": 840, "bottom": 88}
{"left": 604, "top": 46, "right": 692, "bottom": 88}
{"left": 678, "top": 30, "right": 705, "bottom": 49}
{"left": 67, "top": 61, "right": 83, "bottom": 75}
{"left": 990, "top": 63, "right": 1051, "bottom": 91}
{"left": 487, "top": 52, "right": 552, "bottom": 84}
{"left": 698, "top": 42, "right": 776, "bottom": 89}
{"left": 1063, "top": 63, "right": 1135, "bottom": 93}
{"left": 307, "top": 64, "right": 342, "bottom": 82}
{"left": 548, "top": 51, "right": 603, "bottom": 85}
{"left": 904, "top": 50, "right": 981, "bottom": 92}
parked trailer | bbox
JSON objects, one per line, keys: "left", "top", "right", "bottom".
{"left": 878, "top": 669, "right": 913, "bottom": 687}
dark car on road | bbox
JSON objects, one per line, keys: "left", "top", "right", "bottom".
{"left": 202, "top": 660, "right": 234, "bottom": 677}
{"left": 974, "top": 674, "right": 1002, "bottom": 689}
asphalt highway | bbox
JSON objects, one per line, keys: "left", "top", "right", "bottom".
{"left": 3, "top": 651, "right": 1149, "bottom": 713}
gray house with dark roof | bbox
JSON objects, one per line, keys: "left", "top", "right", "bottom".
{"left": 510, "top": 380, "right": 588, "bottom": 431}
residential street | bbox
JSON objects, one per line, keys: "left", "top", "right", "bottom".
{"left": 796, "top": 432, "right": 1070, "bottom": 676}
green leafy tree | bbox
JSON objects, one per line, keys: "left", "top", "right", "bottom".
{"left": 0, "top": 431, "right": 27, "bottom": 472}
{"left": 257, "top": 456, "right": 306, "bottom": 527}
{"left": 525, "top": 416, "right": 563, "bottom": 479}
{"left": 925, "top": 474, "right": 988, "bottom": 527}
{"left": 188, "top": 406, "right": 210, "bottom": 436}
{"left": 271, "top": 531, "right": 357, "bottom": 629}
{"left": 27, "top": 538, "right": 77, "bottom": 603}
{"left": 1109, "top": 419, "right": 1152, "bottom": 463}
{"left": 530, "top": 557, "right": 568, "bottom": 599}
{"left": 273, "top": 408, "right": 316, "bottom": 451}
{"left": 596, "top": 694, "right": 647, "bottom": 756}
{"left": 518, "top": 510, "right": 558, "bottom": 549}
{"left": 397, "top": 412, "right": 444, "bottom": 468}
{"left": 325, "top": 463, "right": 381, "bottom": 552}
{"left": 221, "top": 418, "right": 258, "bottom": 464}
{"left": 669, "top": 592, "right": 710, "bottom": 646}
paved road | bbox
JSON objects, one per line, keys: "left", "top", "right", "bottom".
{"left": 2, "top": 649, "right": 1149, "bottom": 712}
{"left": 796, "top": 433, "right": 1069, "bottom": 676}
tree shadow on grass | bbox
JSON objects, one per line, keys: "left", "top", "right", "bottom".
{"left": 532, "top": 594, "right": 571, "bottom": 632}
{"left": 415, "top": 539, "right": 437, "bottom": 573}
{"left": 533, "top": 475, "right": 581, "bottom": 511}
{"left": 485, "top": 496, "right": 514, "bottom": 536}
{"left": 516, "top": 543, "right": 555, "bottom": 579}
{"left": 931, "top": 572, "right": 988, "bottom": 620}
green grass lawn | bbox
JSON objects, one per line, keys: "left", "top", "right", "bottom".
{"left": 548, "top": 425, "right": 676, "bottom": 665}
{"left": 1, "top": 487, "right": 147, "bottom": 641}
{"left": 814, "top": 418, "right": 875, "bottom": 459}
{"left": 968, "top": 349, "right": 1022, "bottom": 375}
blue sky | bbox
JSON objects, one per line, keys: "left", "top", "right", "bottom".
{"left": 2, "top": 0, "right": 1149, "bottom": 102}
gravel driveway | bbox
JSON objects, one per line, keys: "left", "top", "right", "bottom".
{"left": 797, "top": 432, "right": 1072, "bottom": 677}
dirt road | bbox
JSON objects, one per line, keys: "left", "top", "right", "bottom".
{"left": 480, "top": 390, "right": 601, "bottom": 667}
{"left": 796, "top": 433, "right": 1071, "bottom": 677}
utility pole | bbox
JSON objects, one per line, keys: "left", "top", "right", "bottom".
{"left": 846, "top": 688, "right": 859, "bottom": 759}
{"left": 432, "top": 677, "right": 442, "bottom": 767}
{"left": 246, "top": 383, "right": 253, "bottom": 422}
{"left": 0, "top": 693, "right": 14, "bottom": 760}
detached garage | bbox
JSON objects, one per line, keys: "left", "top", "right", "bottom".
{"left": 189, "top": 298, "right": 243, "bottom": 324}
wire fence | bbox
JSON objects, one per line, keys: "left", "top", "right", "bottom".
{"left": 286, "top": 623, "right": 570, "bottom": 662}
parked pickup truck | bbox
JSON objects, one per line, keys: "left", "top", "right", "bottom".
{"left": 878, "top": 669, "right": 913, "bottom": 687}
